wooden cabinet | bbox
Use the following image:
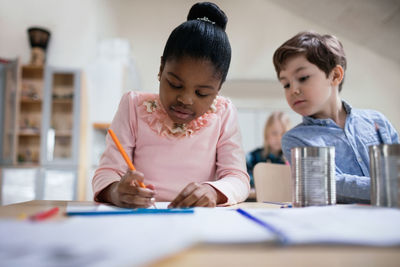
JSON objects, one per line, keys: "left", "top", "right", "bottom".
{"left": 17, "top": 65, "right": 44, "bottom": 164}
{"left": 0, "top": 60, "right": 85, "bottom": 204}
{"left": 0, "top": 59, "right": 18, "bottom": 166}
{"left": 1, "top": 62, "right": 82, "bottom": 166}
{"left": 41, "top": 67, "right": 81, "bottom": 166}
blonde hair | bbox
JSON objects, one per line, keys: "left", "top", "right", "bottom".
{"left": 263, "top": 111, "right": 291, "bottom": 156}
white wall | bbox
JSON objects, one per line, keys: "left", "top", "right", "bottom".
{"left": 0, "top": 0, "right": 98, "bottom": 68}
{"left": 1, "top": 0, "right": 399, "bottom": 128}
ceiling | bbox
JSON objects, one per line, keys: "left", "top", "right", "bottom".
{"left": 269, "top": 0, "right": 400, "bottom": 63}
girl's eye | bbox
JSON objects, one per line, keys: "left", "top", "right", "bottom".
{"left": 283, "top": 83, "right": 290, "bottom": 89}
{"left": 299, "top": 76, "right": 309, "bottom": 82}
{"left": 167, "top": 80, "right": 182, "bottom": 89}
{"left": 195, "top": 91, "right": 208, "bottom": 97}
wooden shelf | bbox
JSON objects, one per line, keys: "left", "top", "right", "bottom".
{"left": 20, "top": 97, "right": 42, "bottom": 104}
{"left": 52, "top": 98, "right": 73, "bottom": 104}
{"left": 55, "top": 130, "right": 73, "bottom": 137}
{"left": 14, "top": 162, "right": 40, "bottom": 167}
{"left": 93, "top": 122, "right": 110, "bottom": 130}
{"left": 21, "top": 64, "right": 44, "bottom": 70}
{"left": 18, "top": 130, "right": 41, "bottom": 136}
{"left": 21, "top": 65, "right": 44, "bottom": 79}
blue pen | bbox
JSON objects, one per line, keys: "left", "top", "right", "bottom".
{"left": 67, "top": 208, "right": 194, "bottom": 216}
{"left": 236, "top": 208, "right": 288, "bottom": 244}
{"left": 263, "top": 201, "right": 292, "bottom": 208}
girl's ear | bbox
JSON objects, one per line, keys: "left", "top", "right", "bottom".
{"left": 158, "top": 56, "right": 165, "bottom": 81}
{"left": 330, "top": 65, "right": 344, "bottom": 86}
{"left": 217, "top": 81, "right": 223, "bottom": 91}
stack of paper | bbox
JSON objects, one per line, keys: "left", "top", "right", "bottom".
{"left": 2, "top": 203, "right": 400, "bottom": 266}
{"left": 0, "top": 212, "right": 197, "bottom": 267}
{"left": 241, "top": 205, "right": 400, "bottom": 246}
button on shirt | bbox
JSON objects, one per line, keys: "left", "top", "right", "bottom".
{"left": 282, "top": 101, "right": 399, "bottom": 203}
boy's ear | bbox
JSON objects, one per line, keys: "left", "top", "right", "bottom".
{"left": 331, "top": 65, "right": 344, "bottom": 86}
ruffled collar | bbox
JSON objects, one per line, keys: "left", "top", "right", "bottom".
{"left": 138, "top": 93, "right": 226, "bottom": 138}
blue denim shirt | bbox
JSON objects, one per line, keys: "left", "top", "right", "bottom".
{"left": 282, "top": 101, "right": 399, "bottom": 204}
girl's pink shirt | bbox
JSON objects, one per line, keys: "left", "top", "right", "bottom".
{"left": 92, "top": 91, "right": 250, "bottom": 206}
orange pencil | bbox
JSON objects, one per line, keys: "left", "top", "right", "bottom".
{"left": 108, "top": 129, "right": 146, "bottom": 188}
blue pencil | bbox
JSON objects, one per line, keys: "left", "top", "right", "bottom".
{"left": 67, "top": 208, "right": 194, "bottom": 216}
{"left": 236, "top": 208, "right": 288, "bottom": 244}
{"left": 263, "top": 201, "right": 292, "bottom": 208}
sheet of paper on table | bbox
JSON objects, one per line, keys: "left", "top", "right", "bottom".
{"left": 242, "top": 205, "right": 400, "bottom": 246}
{"left": 0, "top": 203, "right": 275, "bottom": 267}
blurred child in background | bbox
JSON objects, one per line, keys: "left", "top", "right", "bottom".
{"left": 246, "top": 111, "right": 291, "bottom": 187}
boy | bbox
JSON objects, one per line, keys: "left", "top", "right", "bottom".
{"left": 273, "top": 31, "right": 399, "bottom": 203}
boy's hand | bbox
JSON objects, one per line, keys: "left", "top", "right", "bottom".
{"left": 100, "top": 170, "right": 156, "bottom": 208}
{"left": 168, "top": 183, "right": 226, "bottom": 208}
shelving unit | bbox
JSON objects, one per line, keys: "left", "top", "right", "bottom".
{"left": 0, "top": 60, "right": 85, "bottom": 204}
{"left": 16, "top": 65, "right": 44, "bottom": 165}
{"left": 0, "top": 59, "right": 18, "bottom": 166}
{"left": 41, "top": 68, "right": 81, "bottom": 166}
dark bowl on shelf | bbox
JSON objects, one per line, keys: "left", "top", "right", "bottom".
{"left": 28, "top": 27, "right": 51, "bottom": 50}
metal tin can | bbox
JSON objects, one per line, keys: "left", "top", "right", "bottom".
{"left": 369, "top": 144, "right": 400, "bottom": 207}
{"left": 291, "top": 146, "right": 336, "bottom": 207}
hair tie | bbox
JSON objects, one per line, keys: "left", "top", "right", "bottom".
{"left": 197, "top": 16, "right": 215, "bottom": 25}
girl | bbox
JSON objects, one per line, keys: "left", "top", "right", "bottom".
{"left": 246, "top": 112, "right": 291, "bottom": 187}
{"left": 93, "top": 2, "right": 250, "bottom": 208}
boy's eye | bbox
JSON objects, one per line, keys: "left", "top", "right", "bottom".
{"left": 283, "top": 83, "right": 290, "bottom": 89}
{"left": 299, "top": 76, "right": 309, "bottom": 82}
{"left": 195, "top": 90, "right": 208, "bottom": 97}
{"left": 167, "top": 80, "right": 182, "bottom": 89}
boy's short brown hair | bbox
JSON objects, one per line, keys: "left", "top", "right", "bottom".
{"left": 273, "top": 31, "right": 347, "bottom": 92}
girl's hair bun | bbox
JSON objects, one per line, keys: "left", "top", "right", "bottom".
{"left": 187, "top": 2, "right": 228, "bottom": 30}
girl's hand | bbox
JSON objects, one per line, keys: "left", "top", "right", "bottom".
{"left": 168, "top": 182, "right": 226, "bottom": 208}
{"left": 99, "top": 170, "right": 156, "bottom": 208}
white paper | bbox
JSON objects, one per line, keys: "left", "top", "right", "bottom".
{"left": 65, "top": 203, "right": 275, "bottom": 244}
{"left": 5, "top": 204, "right": 397, "bottom": 267}
{"left": 245, "top": 205, "right": 400, "bottom": 246}
{"left": 1, "top": 204, "right": 276, "bottom": 266}
{"left": 194, "top": 208, "right": 276, "bottom": 244}
{"left": 0, "top": 214, "right": 197, "bottom": 267}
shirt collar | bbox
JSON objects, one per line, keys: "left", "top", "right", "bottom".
{"left": 302, "top": 100, "right": 352, "bottom": 126}
{"left": 342, "top": 100, "right": 352, "bottom": 114}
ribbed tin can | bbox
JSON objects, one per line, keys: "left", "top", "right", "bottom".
{"left": 291, "top": 146, "right": 336, "bottom": 207}
{"left": 369, "top": 144, "right": 400, "bottom": 207}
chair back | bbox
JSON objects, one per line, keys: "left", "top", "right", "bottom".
{"left": 253, "top": 162, "right": 292, "bottom": 202}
